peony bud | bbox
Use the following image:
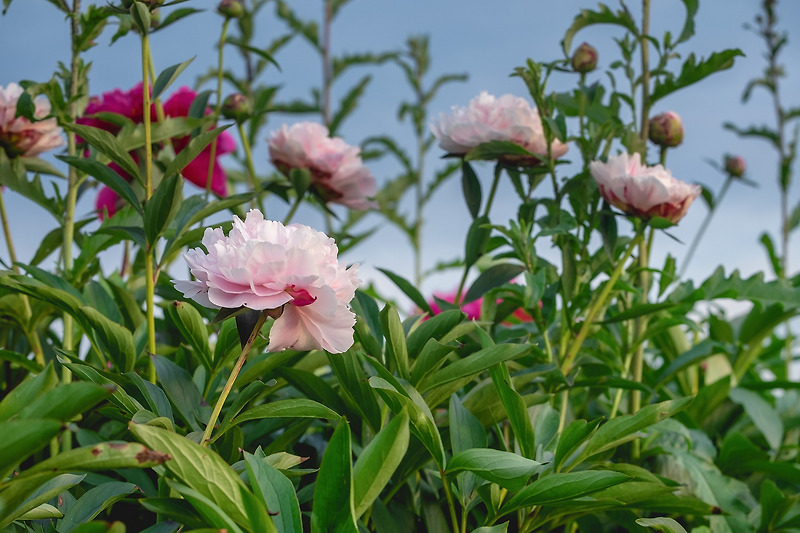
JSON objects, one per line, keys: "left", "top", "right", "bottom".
{"left": 648, "top": 111, "right": 684, "bottom": 147}
{"left": 571, "top": 42, "right": 598, "bottom": 73}
{"left": 724, "top": 155, "right": 746, "bottom": 178}
{"left": 221, "top": 93, "right": 251, "bottom": 123}
{"left": 217, "top": 0, "right": 244, "bottom": 18}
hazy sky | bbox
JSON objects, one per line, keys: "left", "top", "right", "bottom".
{"left": 2, "top": 0, "right": 800, "bottom": 308}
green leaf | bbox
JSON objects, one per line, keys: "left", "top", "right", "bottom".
{"left": 168, "top": 301, "right": 212, "bottom": 371}
{"left": 421, "top": 344, "right": 532, "bottom": 392}
{"left": 16, "top": 503, "right": 62, "bottom": 520}
{"left": 125, "top": 372, "right": 175, "bottom": 424}
{"left": 144, "top": 173, "right": 183, "bottom": 245}
{"left": 58, "top": 482, "right": 136, "bottom": 533}
{"left": 377, "top": 268, "right": 432, "bottom": 315}
{"left": 0, "top": 363, "right": 58, "bottom": 422}
{"left": 561, "top": 4, "right": 638, "bottom": 56}
{"left": 406, "top": 309, "right": 464, "bottom": 360}
{"left": 244, "top": 452, "right": 297, "bottom": 533}
{"left": 130, "top": 1, "right": 151, "bottom": 32}
{"left": 152, "top": 57, "right": 195, "bottom": 100}
{"left": 327, "top": 349, "right": 382, "bottom": 432}
{"left": 380, "top": 303, "right": 410, "bottom": 379}
{"left": 62, "top": 123, "right": 141, "bottom": 183}
{"left": 225, "top": 38, "right": 281, "bottom": 70}
{"left": 502, "top": 470, "right": 630, "bottom": 514}
{"left": 311, "top": 420, "right": 358, "bottom": 533}
{"left": 81, "top": 306, "right": 136, "bottom": 372}
{"left": 464, "top": 263, "right": 525, "bottom": 304}
{"left": 58, "top": 156, "right": 142, "bottom": 216}
{"left": 152, "top": 355, "right": 203, "bottom": 432}
{"left": 461, "top": 160, "right": 481, "bottom": 219}
{"left": 0, "top": 419, "right": 63, "bottom": 479}
{"left": 17, "top": 382, "right": 112, "bottom": 422}
{"left": 163, "top": 125, "right": 232, "bottom": 181}
{"left": 447, "top": 448, "right": 543, "bottom": 492}
{"left": 488, "top": 363, "right": 536, "bottom": 459}
{"left": 729, "top": 388, "right": 783, "bottom": 451}
{"left": 21, "top": 442, "right": 169, "bottom": 478}
{"left": 464, "top": 140, "right": 535, "bottom": 161}
{"left": 0, "top": 473, "right": 85, "bottom": 528}
{"left": 554, "top": 418, "right": 602, "bottom": 472}
{"left": 581, "top": 397, "right": 693, "bottom": 460}
{"left": 129, "top": 423, "right": 252, "bottom": 529}
{"left": 353, "top": 409, "right": 410, "bottom": 517}
{"left": 464, "top": 215, "right": 491, "bottom": 269}
{"left": 651, "top": 49, "right": 744, "bottom": 104}
{"left": 233, "top": 399, "right": 340, "bottom": 425}
{"left": 635, "top": 517, "right": 688, "bottom": 533}
{"left": 165, "top": 480, "right": 244, "bottom": 533}
{"left": 676, "top": 0, "right": 699, "bottom": 45}
{"left": 330, "top": 75, "right": 371, "bottom": 135}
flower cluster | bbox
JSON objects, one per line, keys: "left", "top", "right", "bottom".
{"left": 430, "top": 91, "right": 568, "bottom": 164}
{"left": 78, "top": 83, "right": 235, "bottom": 218}
{"left": 173, "top": 209, "right": 361, "bottom": 353}
{"left": 590, "top": 152, "right": 700, "bottom": 224}
{"left": 0, "top": 83, "right": 63, "bottom": 158}
{"left": 268, "top": 122, "right": 377, "bottom": 210}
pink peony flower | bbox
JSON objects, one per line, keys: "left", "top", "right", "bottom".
{"left": 268, "top": 122, "right": 377, "bottom": 210}
{"left": 429, "top": 290, "right": 483, "bottom": 321}
{"left": 79, "top": 83, "right": 235, "bottom": 215}
{"left": 430, "top": 91, "right": 568, "bottom": 164}
{"left": 590, "top": 152, "right": 701, "bottom": 224}
{"left": 0, "top": 83, "right": 64, "bottom": 158}
{"left": 173, "top": 209, "right": 361, "bottom": 353}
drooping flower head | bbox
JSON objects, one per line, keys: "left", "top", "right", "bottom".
{"left": 0, "top": 83, "right": 64, "bottom": 158}
{"left": 430, "top": 91, "right": 568, "bottom": 164}
{"left": 590, "top": 152, "right": 700, "bottom": 224}
{"left": 173, "top": 209, "right": 361, "bottom": 353}
{"left": 79, "top": 83, "right": 235, "bottom": 217}
{"left": 268, "top": 122, "right": 377, "bottom": 210}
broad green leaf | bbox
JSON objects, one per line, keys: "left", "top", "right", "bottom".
{"left": 62, "top": 123, "right": 141, "bottom": 183}
{"left": 58, "top": 156, "right": 143, "bottom": 216}
{"left": 168, "top": 301, "right": 212, "bottom": 371}
{"left": 636, "top": 517, "right": 688, "bottom": 533}
{"left": 0, "top": 419, "right": 63, "bottom": 478}
{"left": 16, "top": 503, "right": 62, "bottom": 520}
{"left": 311, "top": 421, "right": 358, "bottom": 533}
{"left": 581, "top": 397, "right": 693, "bottom": 460}
{"left": 449, "top": 394, "right": 485, "bottom": 506}
{"left": 233, "top": 399, "right": 340, "bottom": 425}
{"left": 0, "top": 473, "right": 85, "bottom": 528}
{"left": 554, "top": 418, "right": 602, "bottom": 472}
{"left": 410, "top": 339, "right": 457, "bottom": 387}
{"left": 464, "top": 140, "right": 535, "bottom": 161}
{"left": 129, "top": 423, "right": 251, "bottom": 528}
{"left": 0, "top": 363, "right": 58, "bottom": 422}
{"left": 421, "top": 344, "right": 532, "bottom": 392}
{"left": 17, "top": 382, "right": 112, "bottom": 422}
{"left": 166, "top": 480, "right": 244, "bottom": 533}
{"left": 22, "top": 442, "right": 169, "bottom": 479}
{"left": 447, "top": 448, "right": 542, "bottom": 492}
{"left": 463, "top": 263, "right": 525, "bottom": 304}
{"left": 244, "top": 452, "right": 298, "bottom": 533}
{"left": 139, "top": 498, "right": 206, "bottom": 530}
{"left": 377, "top": 269, "right": 432, "bottom": 315}
{"left": 144, "top": 173, "right": 183, "bottom": 246}
{"left": 380, "top": 303, "right": 410, "bottom": 379}
{"left": 152, "top": 57, "right": 195, "bottom": 99}
{"left": 461, "top": 160, "right": 481, "bottom": 219}
{"left": 502, "top": 470, "right": 630, "bottom": 514}
{"left": 216, "top": 381, "right": 272, "bottom": 438}
{"left": 472, "top": 526, "right": 508, "bottom": 533}
{"left": 58, "top": 482, "right": 136, "bottom": 533}
{"left": 729, "top": 388, "right": 783, "bottom": 450}
{"left": 153, "top": 355, "right": 203, "bottom": 432}
{"left": 58, "top": 357, "right": 143, "bottom": 416}
{"left": 129, "top": 0, "right": 150, "bottom": 33}
{"left": 163, "top": 125, "right": 232, "bottom": 181}
{"left": 489, "top": 363, "right": 536, "bottom": 459}
{"left": 81, "top": 306, "right": 136, "bottom": 372}
{"left": 353, "top": 409, "right": 410, "bottom": 517}
{"left": 464, "top": 215, "right": 491, "bottom": 269}
{"left": 125, "top": 372, "right": 175, "bottom": 424}
{"left": 327, "top": 349, "right": 382, "bottom": 432}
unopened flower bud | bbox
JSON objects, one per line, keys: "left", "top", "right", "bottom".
{"left": 217, "top": 0, "right": 244, "bottom": 18}
{"left": 724, "top": 155, "right": 746, "bottom": 178}
{"left": 571, "top": 42, "right": 598, "bottom": 73}
{"left": 221, "top": 93, "right": 251, "bottom": 123}
{"left": 648, "top": 111, "right": 684, "bottom": 148}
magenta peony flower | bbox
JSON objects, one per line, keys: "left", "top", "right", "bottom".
{"left": 79, "top": 83, "right": 235, "bottom": 211}
{"left": 0, "top": 83, "right": 63, "bottom": 158}
{"left": 429, "top": 290, "right": 483, "bottom": 321}
{"left": 590, "top": 152, "right": 701, "bottom": 224}
{"left": 173, "top": 209, "right": 361, "bottom": 353}
{"left": 268, "top": 122, "right": 378, "bottom": 210}
{"left": 430, "top": 91, "right": 568, "bottom": 163}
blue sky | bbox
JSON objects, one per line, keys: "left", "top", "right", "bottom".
{"left": 2, "top": 0, "right": 800, "bottom": 306}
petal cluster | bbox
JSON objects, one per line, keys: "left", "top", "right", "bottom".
{"left": 268, "top": 122, "right": 377, "bottom": 210}
{"left": 0, "top": 83, "right": 64, "bottom": 158}
{"left": 590, "top": 152, "right": 700, "bottom": 224}
{"left": 430, "top": 91, "right": 568, "bottom": 161}
{"left": 79, "top": 83, "right": 235, "bottom": 217}
{"left": 173, "top": 209, "right": 361, "bottom": 353}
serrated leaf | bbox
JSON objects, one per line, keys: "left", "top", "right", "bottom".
{"left": 651, "top": 49, "right": 744, "bottom": 104}
{"left": 561, "top": 4, "right": 638, "bottom": 56}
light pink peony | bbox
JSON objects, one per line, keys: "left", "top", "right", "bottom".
{"left": 590, "top": 152, "right": 701, "bottom": 224}
{"left": 0, "top": 83, "right": 64, "bottom": 158}
{"left": 173, "top": 209, "right": 361, "bottom": 353}
{"left": 430, "top": 91, "right": 568, "bottom": 163}
{"left": 268, "top": 122, "right": 377, "bottom": 210}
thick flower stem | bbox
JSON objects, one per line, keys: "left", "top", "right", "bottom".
{"left": 680, "top": 176, "right": 732, "bottom": 279}
{"left": 439, "top": 470, "right": 460, "bottom": 533}
{"left": 206, "top": 18, "right": 230, "bottom": 199}
{"left": 482, "top": 164, "right": 502, "bottom": 219}
{"left": 639, "top": 0, "right": 651, "bottom": 148}
{"left": 631, "top": 227, "right": 652, "bottom": 458}
{"left": 142, "top": 31, "right": 157, "bottom": 383}
{"left": 237, "top": 122, "right": 264, "bottom": 212}
{"left": 283, "top": 195, "right": 303, "bottom": 225}
{"left": 560, "top": 230, "right": 644, "bottom": 376}
{"left": 0, "top": 193, "right": 44, "bottom": 366}
{"left": 202, "top": 309, "right": 270, "bottom": 446}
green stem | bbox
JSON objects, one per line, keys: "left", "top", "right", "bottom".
{"left": 560, "top": 230, "right": 644, "bottom": 375}
{"left": 237, "top": 122, "right": 264, "bottom": 212}
{"left": 680, "top": 176, "right": 732, "bottom": 279}
{"left": 639, "top": 0, "right": 651, "bottom": 149}
{"left": 439, "top": 470, "right": 460, "bottom": 533}
{"left": 283, "top": 194, "right": 303, "bottom": 225}
{"left": 631, "top": 228, "right": 652, "bottom": 459}
{"left": 578, "top": 72, "right": 587, "bottom": 139}
{"left": 0, "top": 193, "right": 44, "bottom": 366}
{"left": 142, "top": 31, "right": 157, "bottom": 383}
{"left": 482, "top": 164, "right": 502, "bottom": 219}
{"left": 206, "top": 18, "right": 230, "bottom": 199}
{"left": 202, "top": 309, "right": 270, "bottom": 446}
{"left": 557, "top": 388, "right": 569, "bottom": 434}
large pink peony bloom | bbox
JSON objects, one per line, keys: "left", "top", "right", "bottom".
{"left": 173, "top": 209, "right": 361, "bottom": 353}
{"left": 80, "top": 83, "right": 235, "bottom": 217}
{"left": 430, "top": 91, "right": 568, "bottom": 163}
{"left": 268, "top": 122, "right": 377, "bottom": 210}
{"left": 0, "top": 83, "right": 64, "bottom": 158}
{"left": 590, "top": 152, "right": 701, "bottom": 224}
